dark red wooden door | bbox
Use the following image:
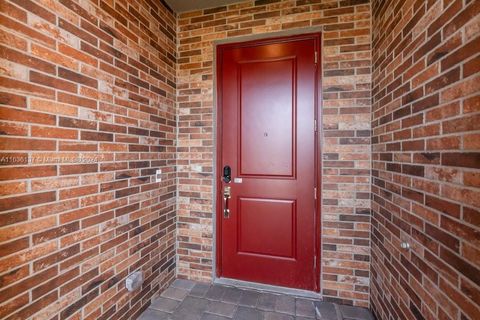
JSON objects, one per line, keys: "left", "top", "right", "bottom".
{"left": 217, "top": 35, "right": 319, "bottom": 291}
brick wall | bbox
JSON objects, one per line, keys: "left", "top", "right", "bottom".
{"left": 176, "top": 0, "right": 372, "bottom": 307}
{"left": 371, "top": 0, "right": 479, "bottom": 319}
{"left": 0, "top": 0, "right": 177, "bottom": 319}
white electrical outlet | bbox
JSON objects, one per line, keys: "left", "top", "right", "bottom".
{"left": 155, "top": 169, "right": 162, "bottom": 182}
{"left": 125, "top": 271, "right": 143, "bottom": 292}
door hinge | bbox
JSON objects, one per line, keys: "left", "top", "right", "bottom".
{"left": 314, "top": 187, "right": 317, "bottom": 200}
{"left": 314, "top": 255, "right": 317, "bottom": 269}
{"left": 315, "top": 51, "right": 318, "bottom": 64}
{"left": 314, "top": 119, "right": 317, "bottom": 132}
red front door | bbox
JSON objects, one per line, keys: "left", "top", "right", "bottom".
{"left": 216, "top": 34, "right": 320, "bottom": 291}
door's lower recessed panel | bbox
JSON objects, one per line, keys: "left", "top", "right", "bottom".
{"left": 237, "top": 197, "right": 296, "bottom": 258}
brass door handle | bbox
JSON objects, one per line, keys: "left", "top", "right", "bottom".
{"left": 223, "top": 186, "right": 231, "bottom": 218}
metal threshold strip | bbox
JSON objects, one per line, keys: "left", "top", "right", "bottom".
{"left": 214, "top": 277, "right": 322, "bottom": 300}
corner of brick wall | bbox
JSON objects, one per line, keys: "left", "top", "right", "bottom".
{"left": 0, "top": 0, "right": 178, "bottom": 319}
{"left": 370, "top": 0, "right": 480, "bottom": 319}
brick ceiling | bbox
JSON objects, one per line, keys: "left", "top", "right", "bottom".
{"left": 164, "top": 0, "right": 240, "bottom": 12}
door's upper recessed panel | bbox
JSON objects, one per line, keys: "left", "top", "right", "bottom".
{"left": 238, "top": 58, "right": 296, "bottom": 178}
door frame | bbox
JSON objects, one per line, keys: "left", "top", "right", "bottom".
{"left": 214, "top": 30, "right": 323, "bottom": 293}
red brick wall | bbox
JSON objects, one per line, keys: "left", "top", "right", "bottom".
{"left": 177, "top": 0, "right": 372, "bottom": 307}
{"left": 371, "top": 0, "right": 480, "bottom": 319}
{"left": 0, "top": 0, "right": 177, "bottom": 319}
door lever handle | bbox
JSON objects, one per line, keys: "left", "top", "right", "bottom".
{"left": 223, "top": 186, "right": 231, "bottom": 218}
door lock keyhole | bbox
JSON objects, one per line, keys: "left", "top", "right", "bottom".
{"left": 223, "top": 165, "right": 231, "bottom": 183}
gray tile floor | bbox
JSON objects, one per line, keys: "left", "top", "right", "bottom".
{"left": 139, "top": 279, "right": 319, "bottom": 320}
{"left": 139, "top": 279, "right": 374, "bottom": 320}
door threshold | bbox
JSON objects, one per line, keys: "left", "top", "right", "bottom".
{"left": 214, "top": 277, "right": 322, "bottom": 300}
